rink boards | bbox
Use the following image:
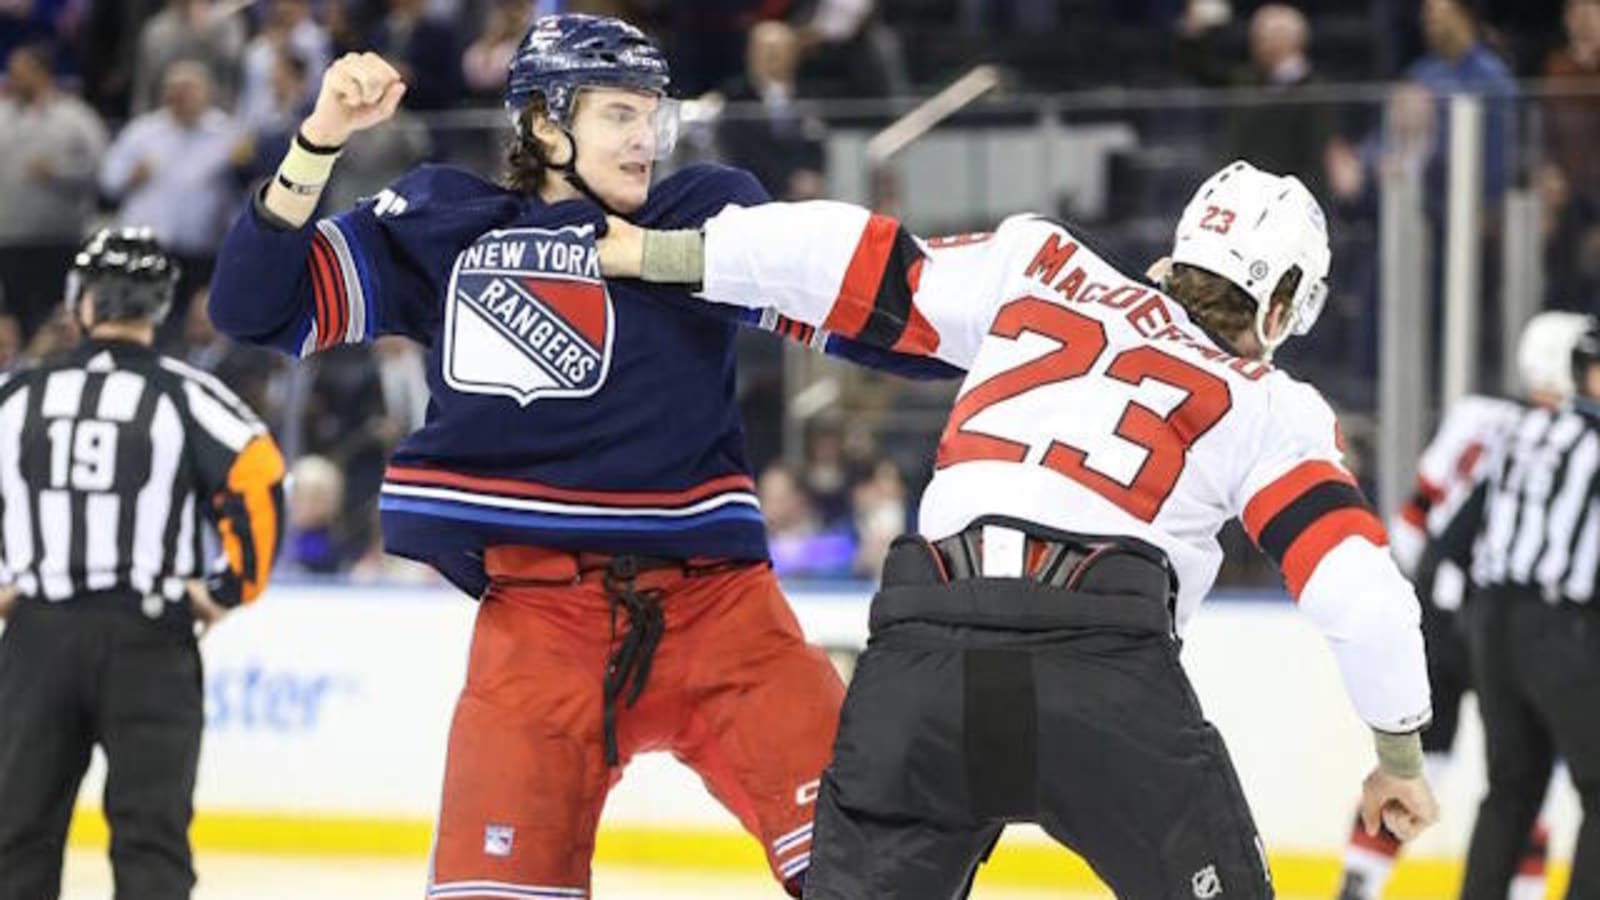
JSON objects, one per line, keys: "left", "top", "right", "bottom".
{"left": 5, "top": 580, "right": 1576, "bottom": 895}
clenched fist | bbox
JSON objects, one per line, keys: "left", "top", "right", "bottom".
{"left": 1359, "top": 767, "right": 1440, "bottom": 843}
{"left": 302, "top": 52, "right": 407, "bottom": 147}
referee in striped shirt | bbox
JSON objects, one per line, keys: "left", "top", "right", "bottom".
{"left": 0, "top": 228, "right": 286, "bottom": 900}
{"left": 1459, "top": 317, "right": 1600, "bottom": 900}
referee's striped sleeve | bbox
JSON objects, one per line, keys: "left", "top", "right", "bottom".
{"left": 175, "top": 367, "right": 286, "bottom": 606}
{"left": 1243, "top": 460, "right": 1389, "bottom": 598}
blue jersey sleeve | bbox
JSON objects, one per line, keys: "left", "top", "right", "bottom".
{"left": 209, "top": 165, "right": 513, "bottom": 356}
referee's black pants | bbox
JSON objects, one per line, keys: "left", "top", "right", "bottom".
{"left": 1461, "top": 588, "right": 1600, "bottom": 900}
{"left": 0, "top": 598, "right": 203, "bottom": 900}
{"left": 804, "top": 537, "right": 1273, "bottom": 900}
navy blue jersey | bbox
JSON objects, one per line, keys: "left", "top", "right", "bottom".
{"left": 209, "top": 163, "right": 956, "bottom": 595}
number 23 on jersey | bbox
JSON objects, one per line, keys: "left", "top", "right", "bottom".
{"left": 936, "top": 298, "right": 1233, "bottom": 522}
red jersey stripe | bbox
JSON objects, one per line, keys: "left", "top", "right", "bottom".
{"left": 821, "top": 213, "right": 900, "bottom": 339}
{"left": 1280, "top": 507, "right": 1389, "bottom": 598}
{"left": 1242, "top": 460, "right": 1356, "bottom": 542}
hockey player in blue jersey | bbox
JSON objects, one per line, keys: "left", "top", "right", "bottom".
{"left": 207, "top": 15, "right": 952, "bottom": 898}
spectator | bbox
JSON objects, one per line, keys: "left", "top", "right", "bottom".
{"left": 0, "top": 44, "right": 108, "bottom": 338}
{"left": 849, "top": 459, "right": 906, "bottom": 578}
{"left": 78, "top": 0, "right": 165, "bottom": 116}
{"left": 759, "top": 463, "right": 857, "bottom": 577}
{"left": 1327, "top": 81, "right": 1440, "bottom": 209}
{"left": 368, "top": 0, "right": 462, "bottom": 111}
{"left": 715, "top": 20, "right": 827, "bottom": 201}
{"left": 1406, "top": 0, "right": 1518, "bottom": 214}
{"left": 180, "top": 288, "right": 288, "bottom": 429}
{"left": 795, "top": 0, "right": 907, "bottom": 97}
{"left": 1537, "top": 0, "right": 1600, "bottom": 309}
{"left": 237, "top": 0, "right": 330, "bottom": 131}
{"left": 100, "top": 60, "right": 244, "bottom": 339}
{"left": 1176, "top": 2, "right": 1336, "bottom": 201}
{"left": 23, "top": 306, "right": 79, "bottom": 362}
{"left": 285, "top": 455, "right": 359, "bottom": 574}
{"left": 664, "top": 0, "right": 770, "bottom": 97}
{"left": 321, "top": 0, "right": 368, "bottom": 58}
{"left": 802, "top": 415, "right": 854, "bottom": 527}
{"left": 462, "top": 0, "right": 531, "bottom": 99}
{"left": 130, "top": 0, "right": 246, "bottom": 114}
{"left": 0, "top": 0, "right": 75, "bottom": 69}
{"left": 1543, "top": 0, "right": 1600, "bottom": 206}
{"left": 237, "top": 50, "right": 315, "bottom": 185}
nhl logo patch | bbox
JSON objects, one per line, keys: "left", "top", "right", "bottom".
{"left": 443, "top": 224, "right": 613, "bottom": 406}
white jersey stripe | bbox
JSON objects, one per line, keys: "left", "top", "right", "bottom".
{"left": 131, "top": 396, "right": 184, "bottom": 594}
{"left": 380, "top": 483, "right": 760, "bottom": 518}
{"left": 96, "top": 371, "right": 147, "bottom": 422}
{"left": 37, "top": 490, "right": 72, "bottom": 600}
{"left": 183, "top": 380, "right": 256, "bottom": 451}
{"left": 41, "top": 369, "right": 86, "bottom": 419}
{"left": 0, "top": 388, "right": 33, "bottom": 588}
{"left": 1535, "top": 430, "right": 1600, "bottom": 588}
{"left": 1566, "top": 498, "right": 1600, "bottom": 601}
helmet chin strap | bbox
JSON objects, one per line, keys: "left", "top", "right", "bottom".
{"left": 1253, "top": 299, "right": 1294, "bottom": 364}
{"left": 537, "top": 124, "right": 623, "bottom": 217}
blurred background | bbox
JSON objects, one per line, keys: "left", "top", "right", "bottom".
{"left": 1, "top": 0, "right": 1596, "bottom": 895}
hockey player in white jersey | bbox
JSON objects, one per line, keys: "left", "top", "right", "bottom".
{"left": 599, "top": 160, "right": 1438, "bottom": 897}
{"left": 1335, "top": 311, "right": 1589, "bottom": 900}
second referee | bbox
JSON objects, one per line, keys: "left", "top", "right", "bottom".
{"left": 1460, "top": 316, "right": 1600, "bottom": 900}
{"left": 0, "top": 228, "right": 286, "bottom": 900}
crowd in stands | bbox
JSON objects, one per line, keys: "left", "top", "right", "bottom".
{"left": 1, "top": 0, "right": 1598, "bottom": 581}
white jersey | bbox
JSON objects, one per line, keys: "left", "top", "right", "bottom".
{"left": 1390, "top": 394, "right": 1523, "bottom": 572}
{"left": 1387, "top": 394, "right": 1522, "bottom": 611}
{"left": 700, "top": 201, "right": 1430, "bottom": 733}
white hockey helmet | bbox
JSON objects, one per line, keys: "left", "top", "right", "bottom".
{"left": 1516, "top": 310, "right": 1592, "bottom": 399}
{"left": 1170, "top": 160, "right": 1332, "bottom": 360}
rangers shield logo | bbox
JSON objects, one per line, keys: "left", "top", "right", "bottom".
{"left": 443, "top": 224, "right": 613, "bottom": 405}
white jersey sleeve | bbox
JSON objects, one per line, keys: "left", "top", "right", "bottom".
{"left": 701, "top": 200, "right": 1049, "bottom": 368}
{"left": 1390, "top": 394, "right": 1522, "bottom": 574}
{"left": 1237, "top": 377, "right": 1431, "bottom": 733}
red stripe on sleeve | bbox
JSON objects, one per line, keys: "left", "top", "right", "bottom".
{"left": 1455, "top": 442, "right": 1485, "bottom": 479}
{"left": 323, "top": 238, "right": 349, "bottom": 348}
{"left": 307, "top": 236, "right": 336, "bottom": 348}
{"left": 890, "top": 258, "right": 940, "bottom": 355}
{"left": 309, "top": 234, "right": 348, "bottom": 351}
{"left": 1241, "top": 460, "right": 1356, "bottom": 543}
{"left": 821, "top": 213, "right": 900, "bottom": 339}
{"left": 1280, "top": 507, "right": 1389, "bottom": 598}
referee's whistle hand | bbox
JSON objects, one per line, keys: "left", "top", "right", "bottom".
{"left": 186, "top": 580, "right": 228, "bottom": 638}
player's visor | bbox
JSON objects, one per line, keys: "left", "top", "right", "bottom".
{"left": 577, "top": 88, "right": 680, "bottom": 161}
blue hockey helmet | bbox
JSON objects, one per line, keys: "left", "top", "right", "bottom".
{"left": 505, "top": 14, "right": 671, "bottom": 126}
